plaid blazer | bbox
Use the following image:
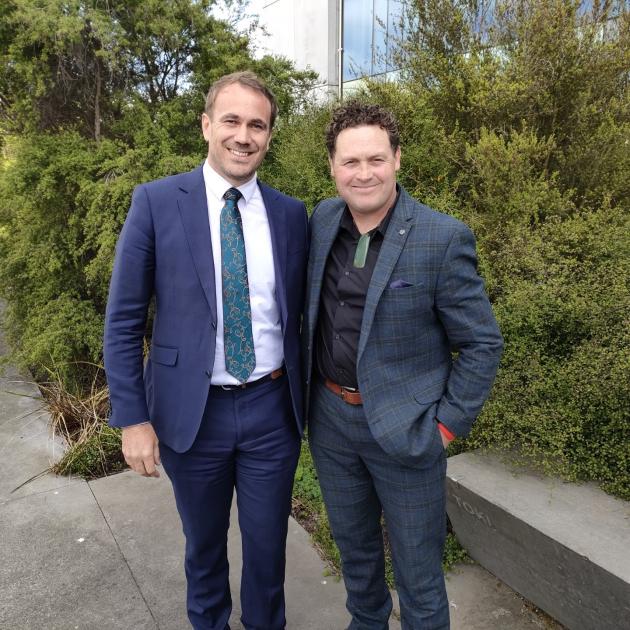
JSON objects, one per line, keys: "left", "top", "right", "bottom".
{"left": 303, "top": 186, "right": 503, "bottom": 465}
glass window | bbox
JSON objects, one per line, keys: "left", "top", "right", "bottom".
{"left": 344, "top": 0, "right": 374, "bottom": 80}
{"left": 343, "top": 0, "right": 629, "bottom": 84}
{"left": 472, "top": 0, "right": 495, "bottom": 39}
{"left": 343, "top": 0, "right": 407, "bottom": 81}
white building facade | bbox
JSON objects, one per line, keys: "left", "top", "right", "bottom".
{"left": 253, "top": 0, "right": 406, "bottom": 99}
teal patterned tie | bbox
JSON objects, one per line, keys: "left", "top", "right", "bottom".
{"left": 220, "top": 187, "right": 256, "bottom": 382}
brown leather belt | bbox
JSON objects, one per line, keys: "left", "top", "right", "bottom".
{"left": 214, "top": 367, "right": 284, "bottom": 391}
{"left": 324, "top": 379, "right": 363, "bottom": 405}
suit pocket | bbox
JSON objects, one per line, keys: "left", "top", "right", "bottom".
{"left": 389, "top": 279, "right": 425, "bottom": 290}
{"left": 150, "top": 344, "right": 178, "bottom": 366}
{"left": 379, "top": 283, "right": 433, "bottom": 323}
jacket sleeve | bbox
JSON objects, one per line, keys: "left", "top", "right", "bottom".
{"left": 434, "top": 223, "right": 503, "bottom": 437}
{"left": 103, "top": 184, "right": 155, "bottom": 427}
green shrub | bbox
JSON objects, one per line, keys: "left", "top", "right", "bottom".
{"left": 473, "top": 204, "right": 630, "bottom": 499}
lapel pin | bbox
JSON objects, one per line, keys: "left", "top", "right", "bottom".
{"left": 399, "top": 229, "right": 405, "bottom": 235}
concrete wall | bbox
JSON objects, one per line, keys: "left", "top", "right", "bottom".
{"left": 255, "top": 0, "right": 340, "bottom": 99}
{"left": 446, "top": 451, "right": 630, "bottom": 630}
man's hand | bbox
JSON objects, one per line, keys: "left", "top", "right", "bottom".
{"left": 122, "top": 423, "right": 161, "bottom": 477}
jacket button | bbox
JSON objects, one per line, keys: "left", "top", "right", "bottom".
{"left": 205, "top": 370, "right": 211, "bottom": 377}
{"left": 211, "top": 321, "right": 217, "bottom": 330}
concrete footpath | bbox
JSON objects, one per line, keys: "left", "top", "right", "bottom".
{"left": 0, "top": 312, "right": 559, "bottom": 629}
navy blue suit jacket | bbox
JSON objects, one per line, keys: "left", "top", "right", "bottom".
{"left": 104, "top": 166, "right": 308, "bottom": 452}
{"left": 303, "top": 187, "right": 503, "bottom": 466}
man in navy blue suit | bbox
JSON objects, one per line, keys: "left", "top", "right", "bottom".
{"left": 104, "top": 72, "right": 308, "bottom": 630}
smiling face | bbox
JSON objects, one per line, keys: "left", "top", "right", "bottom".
{"left": 201, "top": 82, "right": 272, "bottom": 186}
{"left": 330, "top": 125, "right": 401, "bottom": 230}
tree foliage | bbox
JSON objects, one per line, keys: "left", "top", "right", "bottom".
{"left": 0, "top": 0, "right": 316, "bottom": 384}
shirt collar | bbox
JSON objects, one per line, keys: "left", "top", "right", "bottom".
{"left": 202, "top": 160, "right": 258, "bottom": 204}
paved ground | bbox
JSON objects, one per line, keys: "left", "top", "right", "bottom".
{"left": 0, "top": 303, "right": 558, "bottom": 629}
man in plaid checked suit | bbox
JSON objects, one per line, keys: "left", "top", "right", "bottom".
{"left": 302, "top": 102, "right": 503, "bottom": 629}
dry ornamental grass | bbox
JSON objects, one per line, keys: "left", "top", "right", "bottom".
{"left": 38, "top": 363, "right": 125, "bottom": 479}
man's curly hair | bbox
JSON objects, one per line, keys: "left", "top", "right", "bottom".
{"left": 325, "top": 101, "right": 400, "bottom": 157}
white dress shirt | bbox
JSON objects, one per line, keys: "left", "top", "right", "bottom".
{"left": 202, "top": 161, "right": 284, "bottom": 385}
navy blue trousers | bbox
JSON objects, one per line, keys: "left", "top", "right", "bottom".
{"left": 309, "top": 381, "right": 449, "bottom": 630}
{"left": 160, "top": 376, "right": 300, "bottom": 630}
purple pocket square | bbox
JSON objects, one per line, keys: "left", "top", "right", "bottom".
{"left": 389, "top": 279, "right": 414, "bottom": 289}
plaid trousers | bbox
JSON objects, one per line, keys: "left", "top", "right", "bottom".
{"left": 309, "top": 380, "right": 450, "bottom": 630}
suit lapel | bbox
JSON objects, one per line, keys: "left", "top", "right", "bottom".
{"left": 177, "top": 166, "right": 217, "bottom": 324}
{"left": 260, "top": 182, "right": 288, "bottom": 329}
{"left": 308, "top": 201, "right": 345, "bottom": 333}
{"left": 357, "top": 190, "right": 415, "bottom": 364}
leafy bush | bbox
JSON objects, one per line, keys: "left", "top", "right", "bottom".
{"left": 475, "top": 204, "right": 630, "bottom": 499}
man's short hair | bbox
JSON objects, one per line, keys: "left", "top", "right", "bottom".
{"left": 326, "top": 101, "right": 400, "bottom": 157}
{"left": 204, "top": 71, "right": 279, "bottom": 129}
